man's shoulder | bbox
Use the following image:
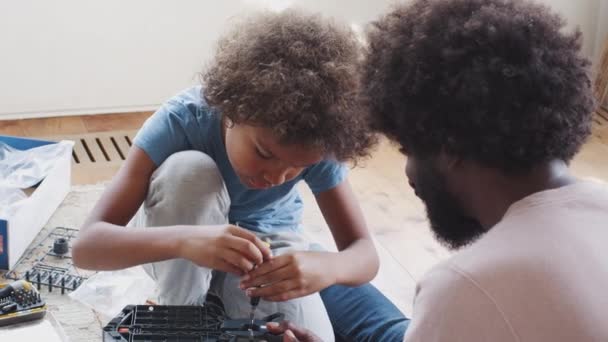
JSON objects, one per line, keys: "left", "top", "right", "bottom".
{"left": 416, "top": 256, "right": 489, "bottom": 297}
{"left": 416, "top": 237, "right": 529, "bottom": 302}
{"left": 406, "top": 258, "right": 518, "bottom": 342}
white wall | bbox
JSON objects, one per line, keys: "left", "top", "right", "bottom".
{"left": 538, "top": 0, "right": 600, "bottom": 59}
{"left": 595, "top": 1, "right": 608, "bottom": 107}
{"left": 0, "top": 0, "right": 604, "bottom": 119}
{"left": 594, "top": 1, "right": 608, "bottom": 73}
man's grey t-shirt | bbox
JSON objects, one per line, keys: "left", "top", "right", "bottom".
{"left": 405, "top": 180, "right": 608, "bottom": 342}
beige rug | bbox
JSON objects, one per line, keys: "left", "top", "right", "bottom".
{"left": 4, "top": 167, "right": 439, "bottom": 340}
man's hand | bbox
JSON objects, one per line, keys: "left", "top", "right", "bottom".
{"left": 266, "top": 321, "right": 323, "bottom": 342}
{"left": 177, "top": 224, "right": 272, "bottom": 275}
{"left": 239, "top": 251, "right": 336, "bottom": 301}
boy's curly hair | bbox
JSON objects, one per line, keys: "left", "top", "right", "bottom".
{"left": 202, "top": 9, "right": 376, "bottom": 162}
{"left": 364, "top": 0, "right": 596, "bottom": 173}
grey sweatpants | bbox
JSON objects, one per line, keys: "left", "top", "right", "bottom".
{"left": 130, "top": 151, "right": 334, "bottom": 340}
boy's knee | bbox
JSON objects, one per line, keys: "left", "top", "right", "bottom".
{"left": 152, "top": 151, "right": 225, "bottom": 194}
{"left": 158, "top": 150, "right": 221, "bottom": 180}
{"left": 146, "top": 151, "right": 230, "bottom": 217}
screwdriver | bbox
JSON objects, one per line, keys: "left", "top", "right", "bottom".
{"left": 247, "top": 260, "right": 263, "bottom": 328}
{"left": 0, "top": 280, "right": 32, "bottom": 299}
{"left": 248, "top": 239, "right": 270, "bottom": 328}
{"left": 249, "top": 294, "right": 261, "bottom": 327}
{"left": 238, "top": 227, "right": 270, "bottom": 329}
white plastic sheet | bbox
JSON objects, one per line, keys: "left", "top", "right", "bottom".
{"left": 69, "top": 266, "right": 156, "bottom": 320}
{"left": 0, "top": 140, "right": 74, "bottom": 218}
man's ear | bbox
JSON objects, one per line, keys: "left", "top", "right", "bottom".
{"left": 437, "top": 150, "right": 463, "bottom": 173}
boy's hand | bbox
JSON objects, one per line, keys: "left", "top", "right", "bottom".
{"left": 177, "top": 224, "right": 272, "bottom": 275}
{"left": 266, "top": 321, "right": 322, "bottom": 342}
{"left": 239, "top": 251, "right": 335, "bottom": 301}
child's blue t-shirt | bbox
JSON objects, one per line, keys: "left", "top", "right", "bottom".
{"left": 133, "top": 86, "right": 347, "bottom": 233}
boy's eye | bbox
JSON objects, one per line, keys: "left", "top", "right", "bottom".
{"left": 255, "top": 147, "right": 273, "bottom": 160}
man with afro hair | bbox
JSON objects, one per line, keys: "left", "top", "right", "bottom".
{"left": 268, "top": 0, "right": 608, "bottom": 341}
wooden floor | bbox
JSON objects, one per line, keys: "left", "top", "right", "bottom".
{"left": 0, "top": 112, "right": 153, "bottom": 137}
{"left": 3, "top": 108, "right": 607, "bottom": 143}
{"left": 2, "top": 109, "right": 607, "bottom": 184}
{"left": 2, "top": 111, "right": 608, "bottom": 316}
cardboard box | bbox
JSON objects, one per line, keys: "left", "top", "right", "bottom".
{"left": 0, "top": 135, "right": 72, "bottom": 270}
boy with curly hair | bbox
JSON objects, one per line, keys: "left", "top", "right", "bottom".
{"left": 72, "top": 9, "right": 407, "bottom": 341}
{"left": 270, "top": 0, "right": 608, "bottom": 341}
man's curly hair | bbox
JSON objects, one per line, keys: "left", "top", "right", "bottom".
{"left": 202, "top": 9, "right": 376, "bottom": 162}
{"left": 364, "top": 0, "right": 596, "bottom": 173}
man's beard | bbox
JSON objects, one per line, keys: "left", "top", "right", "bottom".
{"left": 414, "top": 160, "right": 488, "bottom": 250}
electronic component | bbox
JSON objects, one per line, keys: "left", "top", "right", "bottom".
{"left": 52, "top": 237, "right": 69, "bottom": 255}
{"left": 103, "top": 294, "right": 284, "bottom": 342}
{"left": 5, "top": 227, "right": 92, "bottom": 294}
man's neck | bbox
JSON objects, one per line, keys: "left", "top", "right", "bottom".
{"left": 470, "top": 160, "right": 577, "bottom": 229}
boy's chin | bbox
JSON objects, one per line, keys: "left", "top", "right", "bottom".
{"left": 240, "top": 176, "right": 272, "bottom": 190}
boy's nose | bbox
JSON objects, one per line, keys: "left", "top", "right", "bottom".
{"left": 263, "top": 169, "right": 288, "bottom": 186}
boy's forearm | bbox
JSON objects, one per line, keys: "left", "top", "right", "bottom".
{"left": 72, "top": 222, "right": 183, "bottom": 271}
{"left": 330, "top": 238, "right": 379, "bottom": 286}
